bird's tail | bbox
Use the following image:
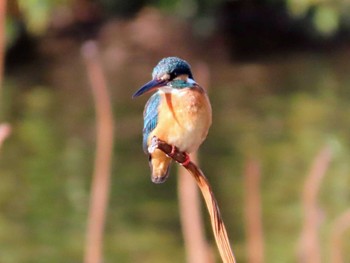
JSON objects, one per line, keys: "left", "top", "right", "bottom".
{"left": 148, "top": 149, "right": 172, "bottom": 184}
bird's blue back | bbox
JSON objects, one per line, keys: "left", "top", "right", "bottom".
{"left": 142, "top": 92, "right": 161, "bottom": 153}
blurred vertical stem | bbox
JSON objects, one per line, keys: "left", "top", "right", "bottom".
{"left": 178, "top": 62, "right": 213, "bottom": 263}
{"left": 0, "top": 0, "right": 5, "bottom": 93}
{"left": 0, "top": 123, "right": 11, "bottom": 151}
{"left": 82, "top": 41, "right": 114, "bottom": 263}
{"left": 243, "top": 158, "right": 264, "bottom": 263}
{"left": 0, "top": 0, "right": 10, "bottom": 148}
{"left": 298, "top": 145, "right": 332, "bottom": 263}
{"left": 330, "top": 210, "right": 350, "bottom": 263}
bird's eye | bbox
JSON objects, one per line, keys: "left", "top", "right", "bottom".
{"left": 169, "top": 72, "right": 177, "bottom": 80}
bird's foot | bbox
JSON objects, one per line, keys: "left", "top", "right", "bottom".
{"left": 148, "top": 136, "right": 191, "bottom": 166}
{"left": 148, "top": 136, "right": 158, "bottom": 154}
{"left": 166, "top": 145, "right": 176, "bottom": 158}
{"left": 166, "top": 145, "right": 190, "bottom": 166}
{"left": 180, "top": 152, "right": 191, "bottom": 166}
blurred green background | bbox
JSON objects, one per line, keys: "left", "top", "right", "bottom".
{"left": 2, "top": 0, "right": 350, "bottom": 262}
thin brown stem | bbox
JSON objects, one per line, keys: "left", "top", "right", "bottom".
{"left": 178, "top": 155, "right": 213, "bottom": 263}
{"left": 0, "top": 123, "right": 10, "bottom": 151}
{"left": 243, "top": 158, "right": 264, "bottom": 263}
{"left": 329, "top": 210, "right": 350, "bottom": 263}
{"left": 0, "top": 1, "right": 10, "bottom": 144}
{"left": 150, "top": 136, "right": 236, "bottom": 263}
{"left": 82, "top": 41, "right": 114, "bottom": 263}
{"left": 0, "top": 0, "right": 6, "bottom": 94}
{"left": 298, "top": 145, "right": 332, "bottom": 263}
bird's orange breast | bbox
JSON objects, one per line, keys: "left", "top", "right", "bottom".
{"left": 148, "top": 86, "right": 212, "bottom": 153}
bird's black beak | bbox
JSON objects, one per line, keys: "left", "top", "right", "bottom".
{"left": 132, "top": 79, "right": 168, "bottom": 98}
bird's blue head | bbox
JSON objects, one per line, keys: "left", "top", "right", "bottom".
{"left": 132, "top": 57, "right": 195, "bottom": 98}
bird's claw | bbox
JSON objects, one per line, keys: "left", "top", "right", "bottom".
{"left": 148, "top": 136, "right": 158, "bottom": 154}
{"left": 166, "top": 145, "right": 176, "bottom": 158}
{"left": 180, "top": 153, "right": 191, "bottom": 166}
{"left": 148, "top": 136, "right": 191, "bottom": 166}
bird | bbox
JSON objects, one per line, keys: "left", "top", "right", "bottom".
{"left": 132, "top": 57, "right": 212, "bottom": 183}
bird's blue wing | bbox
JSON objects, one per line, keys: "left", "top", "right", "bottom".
{"left": 142, "top": 93, "right": 161, "bottom": 153}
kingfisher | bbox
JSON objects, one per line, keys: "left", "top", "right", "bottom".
{"left": 132, "top": 57, "right": 212, "bottom": 183}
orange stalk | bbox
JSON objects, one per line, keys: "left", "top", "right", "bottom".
{"left": 0, "top": 1, "right": 10, "bottom": 142}
{"left": 82, "top": 41, "right": 114, "bottom": 263}
{"left": 0, "top": 123, "right": 10, "bottom": 151}
{"left": 243, "top": 159, "right": 264, "bottom": 263}
{"left": 150, "top": 136, "right": 236, "bottom": 263}
{"left": 298, "top": 146, "right": 332, "bottom": 263}
{"left": 178, "top": 155, "right": 213, "bottom": 263}
{"left": 330, "top": 210, "right": 350, "bottom": 263}
{"left": 0, "top": 0, "right": 6, "bottom": 93}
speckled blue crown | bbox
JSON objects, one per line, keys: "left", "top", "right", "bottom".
{"left": 152, "top": 57, "right": 194, "bottom": 80}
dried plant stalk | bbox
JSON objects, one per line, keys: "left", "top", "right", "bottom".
{"left": 0, "top": 123, "right": 11, "bottom": 151}
{"left": 178, "top": 156, "right": 213, "bottom": 263}
{"left": 82, "top": 41, "right": 114, "bottom": 263}
{"left": 150, "top": 136, "right": 236, "bottom": 263}
{"left": 243, "top": 159, "right": 264, "bottom": 263}
{"left": 0, "top": 0, "right": 6, "bottom": 93}
{"left": 0, "top": 2, "right": 10, "bottom": 144}
{"left": 330, "top": 210, "right": 350, "bottom": 263}
{"left": 298, "top": 145, "right": 332, "bottom": 263}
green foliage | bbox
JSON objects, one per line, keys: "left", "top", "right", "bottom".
{"left": 7, "top": 0, "right": 350, "bottom": 42}
{"left": 287, "top": 0, "right": 350, "bottom": 35}
{"left": 5, "top": 17, "right": 21, "bottom": 48}
{"left": 313, "top": 5, "right": 339, "bottom": 36}
{"left": 17, "top": 0, "right": 70, "bottom": 35}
